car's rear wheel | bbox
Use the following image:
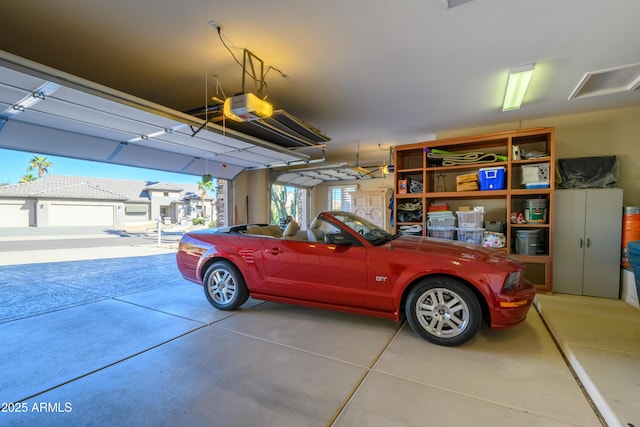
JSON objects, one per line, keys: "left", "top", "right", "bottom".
{"left": 405, "top": 277, "right": 482, "bottom": 346}
{"left": 203, "top": 260, "right": 249, "bottom": 310}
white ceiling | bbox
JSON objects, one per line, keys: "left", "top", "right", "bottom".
{"left": 1, "top": 0, "right": 640, "bottom": 170}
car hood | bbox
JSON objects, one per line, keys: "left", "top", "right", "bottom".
{"left": 388, "top": 235, "right": 524, "bottom": 269}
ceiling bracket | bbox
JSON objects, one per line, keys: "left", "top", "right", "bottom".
{"left": 242, "top": 49, "right": 266, "bottom": 98}
{"left": 106, "top": 142, "right": 128, "bottom": 161}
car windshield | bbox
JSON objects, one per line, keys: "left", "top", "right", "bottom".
{"left": 330, "top": 212, "right": 394, "bottom": 246}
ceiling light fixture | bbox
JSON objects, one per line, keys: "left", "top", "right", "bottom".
{"left": 502, "top": 64, "right": 535, "bottom": 111}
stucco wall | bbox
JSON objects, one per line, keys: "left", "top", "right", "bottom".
{"left": 230, "top": 105, "right": 640, "bottom": 226}
{"left": 436, "top": 105, "right": 640, "bottom": 206}
{"left": 233, "top": 169, "right": 270, "bottom": 224}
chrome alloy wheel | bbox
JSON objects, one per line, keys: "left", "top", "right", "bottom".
{"left": 207, "top": 267, "right": 237, "bottom": 305}
{"left": 202, "top": 260, "right": 248, "bottom": 310}
{"left": 414, "top": 287, "right": 470, "bottom": 338}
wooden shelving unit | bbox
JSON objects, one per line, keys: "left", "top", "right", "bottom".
{"left": 394, "top": 127, "right": 555, "bottom": 291}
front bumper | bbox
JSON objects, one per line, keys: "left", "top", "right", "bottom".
{"left": 490, "top": 279, "right": 536, "bottom": 329}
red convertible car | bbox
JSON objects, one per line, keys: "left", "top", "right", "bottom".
{"left": 176, "top": 211, "right": 535, "bottom": 346}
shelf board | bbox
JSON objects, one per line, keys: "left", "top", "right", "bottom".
{"left": 426, "top": 161, "right": 508, "bottom": 172}
{"left": 511, "top": 254, "right": 551, "bottom": 263}
{"left": 510, "top": 188, "right": 552, "bottom": 196}
{"left": 396, "top": 168, "right": 424, "bottom": 173}
{"left": 512, "top": 157, "right": 551, "bottom": 165}
{"left": 511, "top": 223, "right": 550, "bottom": 228}
{"left": 396, "top": 193, "right": 425, "bottom": 198}
{"left": 398, "top": 189, "right": 552, "bottom": 197}
{"left": 425, "top": 190, "right": 509, "bottom": 198}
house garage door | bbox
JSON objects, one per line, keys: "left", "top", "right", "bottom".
{"left": 0, "top": 202, "right": 31, "bottom": 227}
{"left": 49, "top": 204, "right": 114, "bottom": 226}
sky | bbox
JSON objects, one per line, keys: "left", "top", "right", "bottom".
{"left": 0, "top": 148, "right": 201, "bottom": 185}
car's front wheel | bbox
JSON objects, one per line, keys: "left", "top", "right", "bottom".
{"left": 405, "top": 277, "right": 482, "bottom": 346}
{"left": 203, "top": 260, "right": 249, "bottom": 310}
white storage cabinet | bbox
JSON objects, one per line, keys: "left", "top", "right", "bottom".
{"left": 553, "top": 188, "right": 623, "bottom": 298}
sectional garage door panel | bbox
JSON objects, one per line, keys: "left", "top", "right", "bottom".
{"left": 0, "top": 203, "right": 31, "bottom": 227}
{"left": 49, "top": 204, "right": 114, "bottom": 226}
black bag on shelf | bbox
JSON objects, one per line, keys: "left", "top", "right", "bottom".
{"left": 557, "top": 156, "right": 618, "bottom": 189}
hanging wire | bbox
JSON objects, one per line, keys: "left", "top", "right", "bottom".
{"left": 214, "top": 25, "right": 286, "bottom": 101}
{"left": 211, "top": 17, "right": 228, "bottom": 180}
{"left": 204, "top": 5, "right": 209, "bottom": 178}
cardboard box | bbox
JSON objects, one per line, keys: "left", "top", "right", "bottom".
{"left": 456, "top": 173, "right": 479, "bottom": 191}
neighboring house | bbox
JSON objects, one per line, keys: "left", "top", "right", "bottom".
{"left": 0, "top": 175, "right": 216, "bottom": 228}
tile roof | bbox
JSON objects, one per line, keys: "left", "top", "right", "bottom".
{"left": 144, "top": 182, "right": 185, "bottom": 192}
{"left": 0, "top": 175, "right": 205, "bottom": 202}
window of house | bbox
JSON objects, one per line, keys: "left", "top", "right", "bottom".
{"left": 270, "top": 184, "right": 308, "bottom": 228}
{"left": 163, "top": 192, "right": 169, "bottom": 197}
{"left": 124, "top": 204, "right": 148, "bottom": 216}
{"left": 328, "top": 185, "right": 357, "bottom": 212}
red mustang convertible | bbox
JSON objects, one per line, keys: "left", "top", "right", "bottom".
{"left": 176, "top": 211, "right": 535, "bottom": 346}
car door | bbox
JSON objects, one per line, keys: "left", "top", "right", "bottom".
{"left": 258, "top": 219, "right": 368, "bottom": 308}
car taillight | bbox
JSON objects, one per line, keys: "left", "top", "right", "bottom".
{"left": 503, "top": 271, "right": 522, "bottom": 292}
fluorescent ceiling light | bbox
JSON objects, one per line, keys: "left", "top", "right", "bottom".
{"left": 502, "top": 64, "right": 534, "bottom": 111}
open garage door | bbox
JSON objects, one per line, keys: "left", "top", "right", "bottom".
{"left": 49, "top": 204, "right": 114, "bottom": 226}
{"left": 0, "top": 51, "right": 312, "bottom": 180}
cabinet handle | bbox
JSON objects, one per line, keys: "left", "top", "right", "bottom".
{"left": 586, "top": 238, "right": 591, "bottom": 248}
{"left": 580, "top": 238, "right": 583, "bottom": 248}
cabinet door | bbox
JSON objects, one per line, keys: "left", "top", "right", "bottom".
{"left": 351, "top": 190, "right": 391, "bottom": 231}
{"left": 582, "top": 189, "right": 623, "bottom": 298}
{"left": 553, "top": 190, "right": 587, "bottom": 295}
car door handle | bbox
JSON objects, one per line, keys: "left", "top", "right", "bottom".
{"left": 265, "top": 248, "right": 283, "bottom": 255}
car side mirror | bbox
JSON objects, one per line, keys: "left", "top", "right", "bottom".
{"left": 325, "top": 233, "right": 352, "bottom": 245}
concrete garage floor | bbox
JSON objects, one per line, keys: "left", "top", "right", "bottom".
{"left": 0, "top": 236, "right": 638, "bottom": 426}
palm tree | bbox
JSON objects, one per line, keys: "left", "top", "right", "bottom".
{"left": 20, "top": 174, "right": 37, "bottom": 183}
{"left": 27, "top": 155, "right": 52, "bottom": 181}
{"left": 197, "top": 178, "right": 214, "bottom": 218}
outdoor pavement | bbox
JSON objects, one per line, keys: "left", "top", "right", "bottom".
{"left": 0, "top": 226, "right": 637, "bottom": 426}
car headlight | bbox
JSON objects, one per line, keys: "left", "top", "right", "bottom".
{"left": 503, "top": 271, "right": 522, "bottom": 292}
